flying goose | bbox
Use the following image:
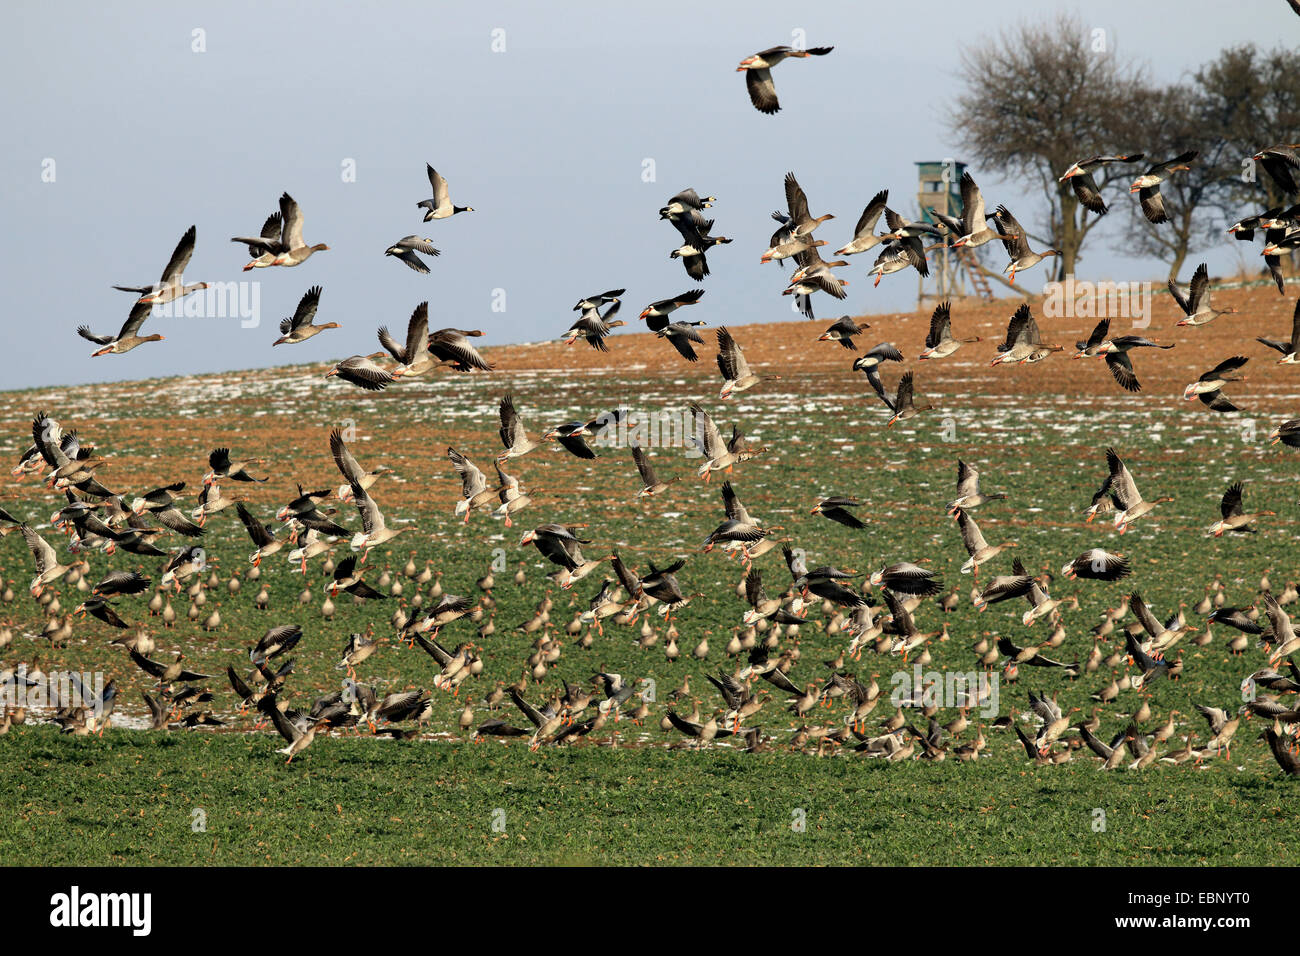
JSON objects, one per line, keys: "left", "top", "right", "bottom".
{"left": 331, "top": 428, "right": 413, "bottom": 554}
{"left": 448, "top": 446, "right": 497, "bottom": 523}
{"left": 953, "top": 508, "right": 1015, "bottom": 580}
{"left": 947, "top": 459, "right": 1006, "bottom": 514}
{"left": 1183, "top": 356, "right": 1248, "bottom": 412}
{"left": 232, "top": 209, "right": 287, "bottom": 270}
{"left": 78, "top": 301, "right": 162, "bottom": 356}
{"left": 1105, "top": 447, "right": 1172, "bottom": 533}
{"left": 989, "top": 304, "right": 1061, "bottom": 365}
{"left": 817, "top": 315, "right": 867, "bottom": 350}
{"left": 1061, "top": 549, "right": 1131, "bottom": 581}
{"left": 377, "top": 302, "right": 435, "bottom": 378}
{"left": 429, "top": 328, "right": 494, "bottom": 372}
{"left": 269, "top": 193, "right": 330, "bottom": 266}
{"left": 204, "top": 447, "right": 267, "bottom": 485}
{"left": 1072, "top": 318, "right": 1173, "bottom": 392}
{"left": 950, "top": 172, "right": 1016, "bottom": 249}
{"left": 542, "top": 408, "right": 625, "bottom": 459}
{"left": 272, "top": 286, "right": 338, "bottom": 345}
{"left": 1170, "top": 263, "right": 1237, "bottom": 326}
{"left": 781, "top": 171, "right": 835, "bottom": 237}
{"left": 563, "top": 299, "right": 626, "bottom": 351}
{"left": 235, "top": 502, "right": 283, "bottom": 565}
{"left": 638, "top": 289, "right": 704, "bottom": 329}
{"left": 834, "top": 189, "right": 888, "bottom": 256}
{"left": 417, "top": 165, "right": 474, "bottom": 220}
{"left": 990, "top": 205, "right": 1059, "bottom": 281}
{"left": 811, "top": 496, "right": 865, "bottom": 530}
{"left": 325, "top": 355, "right": 395, "bottom": 391}
{"left": 631, "top": 444, "right": 677, "bottom": 497}
{"left": 918, "top": 302, "right": 980, "bottom": 360}
{"left": 1130, "top": 151, "right": 1198, "bottom": 224}
{"left": 655, "top": 320, "right": 707, "bottom": 361}
{"left": 884, "top": 371, "right": 934, "bottom": 428}
{"left": 669, "top": 213, "right": 731, "bottom": 280}
{"left": 852, "top": 343, "right": 904, "bottom": 408}
{"left": 20, "top": 523, "right": 88, "bottom": 596}
{"left": 1057, "top": 154, "right": 1144, "bottom": 214}
{"left": 113, "top": 224, "right": 209, "bottom": 304}
{"left": 736, "top": 46, "right": 833, "bottom": 114}
{"left": 1255, "top": 297, "right": 1300, "bottom": 363}
{"left": 1208, "top": 481, "right": 1274, "bottom": 537}
{"left": 384, "top": 236, "right": 440, "bottom": 273}
{"left": 716, "top": 327, "right": 763, "bottom": 399}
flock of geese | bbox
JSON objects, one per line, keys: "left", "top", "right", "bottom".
{"left": 8, "top": 44, "right": 1300, "bottom": 776}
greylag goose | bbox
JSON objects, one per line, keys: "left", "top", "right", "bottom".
{"left": 782, "top": 171, "right": 835, "bottom": 237}
{"left": 1131, "top": 151, "right": 1198, "bottom": 224}
{"left": 494, "top": 460, "right": 533, "bottom": 527}
{"left": 78, "top": 301, "right": 162, "bottom": 356}
{"left": 232, "top": 210, "right": 287, "bottom": 270}
{"left": 869, "top": 562, "right": 942, "bottom": 596}
{"left": 384, "top": 236, "right": 440, "bottom": 273}
{"left": 953, "top": 508, "right": 1015, "bottom": 580}
{"left": 272, "top": 286, "right": 338, "bottom": 345}
{"left": 331, "top": 428, "right": 413, "bottom": 554}
{"left": 853, "top": 344, "right": 904, "bottom": 410}
{"left": 639, "top": 289, "right": 703, "bottom": 329}
{"left": 762, "top": 233, "right": 822, "bottom": 264}
{"left": 20, "top": 524, "right": 87, "bottom": 596}
{"left": 736, "top": 46, "right": 833, "bottom": 115}
{"left": 655, "top": 320, "right": 707, "bottom": 361}
{"left": 669, "top": 214, "right": 731, "bottom": 280}
{"left": 204, "top": 447, "right": 267, "bottom": 485}
{"left": 918, "top": 302, "right": 980, "bottom": 360}
{"left": 834, "top": 189, "right": 888, "bottom": 256}
{"left": 519, "top": 524, "right": 602, "bottom": 589}
{"left": 1256, "top": 297, "right": 1300, "bottom": 363}
{"left": 989, "top": 304, "right": 1060, "bottom": 365}
{"left": 1105, "top": 447, "right": 1172, "bottom": 533}
{"left": 1061, "top": 549, "right": 1131, "bottom": 581}
{"left": 329, "top": 556, "right": 386, "bottom": 600}
{"left": 1073, "top": 318, "right": 1174, "bottom": 392}
{"left": 716, "top": 327, "right": 763, "bottom": 399}
{"left": 269, "top": 193, "right": 329, "bottom": 266}
{"left": 113, "top": 224, "right": 208, "bottom": 304}
{"left": 869, "top": 234, "right": 930, "bottom": 286}
{"left": 631, "top": 444, "right": 677, "bottom": 497}
{"left": 1183, "top": 356, "right": 1248, "bottom": 412}
{"left": 429, "top": 328, "right": 493, "bottom": 371}
{"left": 417, "top": 165, "right": 474, "bottom": 220}
{"left": 688, "top": 402, "right": 735, "bottom": 480}
{"left": 378, "top": 302, "right": 435, "bottom": 377}
{"left": 818, "top": 315, "right": 867, "bottom": 350}
{"left": 91, "top": 569, "right": 150, "bottom": 597}
{"left": 703, "top": 481, "right": 769, "bottom": 556}
{"left": 1170, "top": 263, "right": 1237, "bottom": 326}
{"left": 249, "top": 624, "right": 303, "bottom": 664}
{"left": 950, "top": 173, "right": 1016, "bottom": 249}
{"left": 973, "top": 568, "right": 1036, "bottom": 612}
{"left": 884, "top": 371, "right": 934, "bottom": 428}
{"left": 1208, "top": 481, "right": 1274, "bottom": 536}
{"left": 448, "top": 446, "right": 497, "bottom": 523}
{"left": 811, "top": 497, "right": 865, "bottom": 529}
{"left": 158, "top": 544, "right": 206, "bottom": 590}
{"left": 325, "top": 355, "right": 394, "bottom": 391}
{"left": 129, "top": 650, "right": 213, "bottom": 693}
{"left": 236, "top": 502, "right": 283, "bottom": 565}
{"left": 563, "top": 299, "right": 626, "bottom": 350}
{"left": 947, "top": 459, "right": 1006, "bottom": 514}
{"left": 497, "top": 394, "right": 541, "bottom": 461}
{"left": 1057, "top": 154, "right": 1144, "bottom": 215}
{"left": 990, "top": 205, "right": 1059, "bottom": 281}
{"left": 131, "top": 484, "right": 204, "bottom": 537}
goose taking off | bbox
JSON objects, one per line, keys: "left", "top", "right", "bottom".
{"left": 1183, "top": 356, "right": 1248, "bottom": 412}
{"left": 1131, "top": 151, "right": 1198, "bottom": 225}
{"left": 736, "top": 45, "right": 833, "bottom": 114}
{"left": 1208, "top": 481, "right": 1274, "bottom": 537}
{"left": 1170, "top": 263, "right": 1237, "bottom": 326}
{"left": 919, "top": 302, "right": 980, "bottom": 360}
{"left": 1073, "top": 318, "right": 1174, "bottom": 393}
{"left": 384, "top": 236, "right": 440, "bottom": 273}
{"left": 1105, "top": 447, "right": 1172, "bottom": 534}
{"left": 1057, "top": 154, "right": 1144, "bottom": 215}
{"left": 273, "top": 286, "right": 339, "bottom": 345}
{"left": 883, "top": 371, "right": 933, "bottom": 428}
{"left": 113, "top": 224, "right": 209, "bottom": 305}
{"left": 418, "top": 165, "right": 474, "bottom": 221}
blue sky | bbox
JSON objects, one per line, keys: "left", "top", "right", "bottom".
{"left": 0, "top": 0, "right": 1283, "bottom": 389}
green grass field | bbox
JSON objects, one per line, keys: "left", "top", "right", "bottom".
{"left": 1, "top": 343, "right": 1298, "bottom": 866}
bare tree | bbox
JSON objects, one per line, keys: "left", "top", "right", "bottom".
{"left": 948, "top": 13, "right": 1147, "bottom": 281}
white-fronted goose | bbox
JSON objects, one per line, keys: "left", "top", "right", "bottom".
{"left": 113, "top": 225, "right": 208, "bottom": 304}
{"left": 1057, "top": 154, "right": 1144, "bottom": 214}
{"left": 272, "top": 285, "right": 338, "bottom": 345}
{"left": 1183, "top": 356, "right": 1248, "bottom": 412}
{"left": 1073, "top": 318, "right": 1173, "bottom": 392}
{"left": 1105, "top": 447, "right": 1172, "bottom": 534}
{"left": 378, "top": 302, "right": 435, "bottom": 378}
{"left": 835, "top": 189, "right": 888, "bottom": 256}
{"left": 269, "top": 193, "right": 329, "bottom": 266}
{"left": 384, "top": 236, "right": 440, "bottom": 273}
{"left": 1170, "top": 263, "right": 1237, "bottom": 326}
{"left": 418, "top": 165, "right": 474, "bottom": 221}
{"left": 1131, "top": 151, "right": 1198, "bottom": 224}
{"left": 918, "top": 301, "right": 980, "bottom": 360}
{"left": 736, "top": 46, "right": 833, "bottom": 115}
{"left": 78, "top": 301, "right": 162, "bottom": 356}
{"left": 326, "top": 355, "right": 395, "bottom": 391}
{"left": 1256, "top": 297, "right": 1300, "bottom": 363}
{"left": 1209, "top": 481, "right": 1274, "bottom": 537}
